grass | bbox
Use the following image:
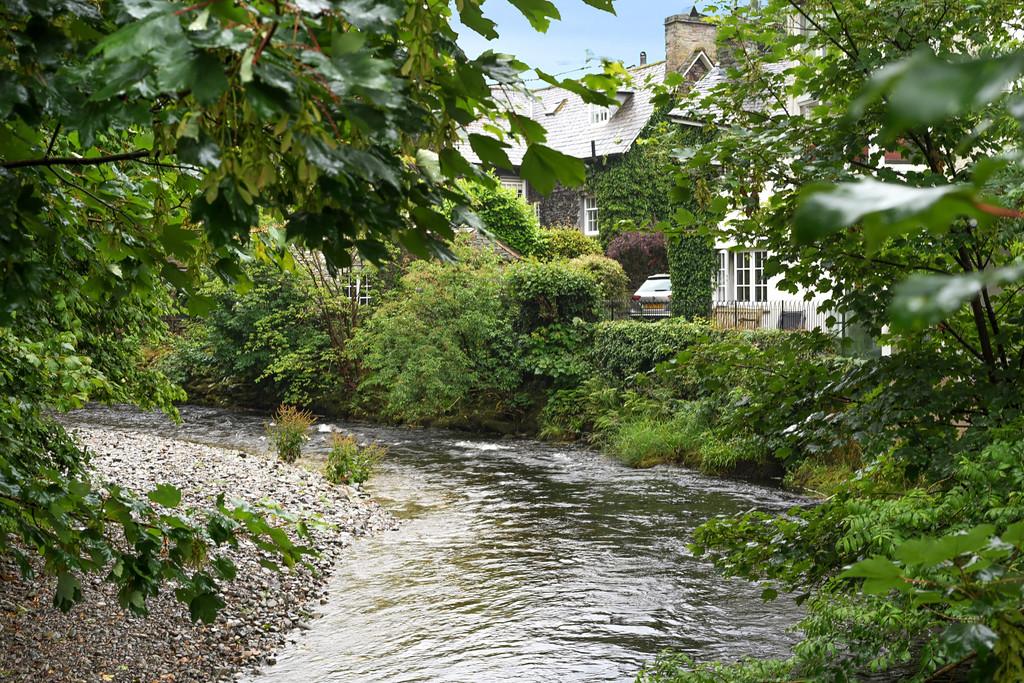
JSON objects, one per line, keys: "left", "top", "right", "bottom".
{"left": 606, "top": 404, "right": 706, "bottom": 468}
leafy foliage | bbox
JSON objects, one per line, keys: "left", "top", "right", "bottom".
{"left": 347, "top": 242, "right": 522, "bottom": 426}
{"left": 538, "top": 226, "right": 603, "bottom": 260}
{"left": 504, "top": 259, "right": 602, "bottom": 332}
{"left": 453, "top": 178, "right": 545, "bottom": 256}
{"left": 589, "top": 318, "right": 707, "bottom": 380}
{"left": 164, "top": 262, "right": 351, "bottom": 410}
{"left": 586, "top": 117, "right": 678, "bottom": 246}
{"left": 324, "top": 434, "right": 385, "bottom": 485}
{"left": 605, "top": 231, "right": 669, "bottom": 290}
{"left": 0, "top": 0, "right": 620, "bottom": 616}
{"left": 569, "top": 255, "right": 630, "bottom": 303}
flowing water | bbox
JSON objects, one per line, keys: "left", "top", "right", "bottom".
{"left": 66, "top": 405, "right": 805, "bottom": 682}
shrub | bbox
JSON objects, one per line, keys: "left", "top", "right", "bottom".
{"left": 267, "top": 405, "right": 315, "bottom": 463}
{"left": 324, "top": 434, "right": 386, "bottom": 485}
{"left": 504, "top": 259, "right": 602, "bottom": 332}
{"left": 347, "top": 246, "right": 522, "bottom": 424}
{"left": 454, "top": 178, "right": 544, "bottom": 256}
{"left": 569, "top": 255, "right": 630, "bottom": 303}
{"left": 163, "top": 262, "right": 350, "bottom": 409}
{"left": 589, "top": 318, "right": 710, "bottom": 380}
{"left": 605, "top": 231, "right": 669, "bottom": 291}
{"left": 538, "top": 226, "right": 602, "bottom": 260}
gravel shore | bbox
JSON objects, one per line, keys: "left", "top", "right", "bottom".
{"left": 0, "top": 427, "right": 397, "bottom": 682}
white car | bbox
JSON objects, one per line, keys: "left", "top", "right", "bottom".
{"left": 630, "top": 274, "right": 672, "bottom": 318}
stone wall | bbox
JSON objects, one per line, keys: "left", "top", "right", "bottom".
{"left": 530, "top": 183, "right": 583, "bottom": 229}
{"left": 665, "top": 9, "right": 717, "bottom": 74}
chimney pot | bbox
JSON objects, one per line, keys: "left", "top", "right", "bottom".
{"left": 640, "top": 51, "right": 647, "bottom": 65}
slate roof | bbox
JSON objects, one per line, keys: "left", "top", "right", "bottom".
{"left": 461, "top": 61, "right": 667, "bottom": 168}
{"left": 670, "top": 61, "right": 795, "bottom": 123}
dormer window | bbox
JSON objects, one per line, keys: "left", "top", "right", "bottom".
{"left": 590, "top": 104, "right": 611, "bottom": 125}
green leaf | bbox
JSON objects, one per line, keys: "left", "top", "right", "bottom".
{"left": 468, "top": 134, "right": 513, "bottom": 170}
{"left": 188, "top": 591, "right": 225, "bottom": 624}
{"left": 335, "top": 0, "right": 403, "bottom": 31}
{"left": 940, "top": 623, "right": 998, "bottom": 659}
{"left": 1002, "top": 520, "right": 1024, "bottom": 547}
{"left": 841, "top": 556, "right": 901, "bottom": 579}
{"left": 457, "top": 1, "right": 498, "bottom": 40}
{"left": 793, "top": 178, "right": 982, "bottom": 248}
{"left": 147, "top": 483, "right": 182, "bottom": 508}
{"left": 187, "top": 294, "right": 216, "bottom": 316}
{"left": 54, "top": 572, "right": 82, "bottom": 612}
{"left": 890, "top": 262, "right": 1024, "bottom": 330}
{"left": 520, "top": 144, "right": 585, "bottom": 195}
{"left": 850, "top": 50, "right": 1024, "bottom": 139}
{"left": 190, "top": 53, "right": 230, "bottom": 105}
{"left": 506, "top": 0, "right": 560, "bottom": 32}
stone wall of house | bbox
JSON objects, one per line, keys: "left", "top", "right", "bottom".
{"left": 530, "top": 184, "right": 583, "bottom": 229}
{"left": 665, "top": 9, "right": 717, "bottom": 73}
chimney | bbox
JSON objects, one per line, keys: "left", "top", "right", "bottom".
{"left": 664, "top": 6, "right": 718, "bottom": 74}
{"left": 640, "top": 51, "right": 647, "bottom": 66}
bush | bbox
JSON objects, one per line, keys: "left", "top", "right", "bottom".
{"left": 589, "top": 318, "right": 710, "bottom": 380}
{"left": 454, "top": 178, "right": 544, "bottom": 256}
{"left": 504, "top": 259, "right": 602, "bottom": 332}
{"left": 324, "top": 434, "right": 386, "bottom": 484}
{"left": 569, "top": 255, "right": 630, "bottom": 303}
{"left": 163, "top": 262, "right": 350, "bottom": 410}
{"left": 538, "top": 227, "right": 602, "bottom": 260}
{"left": 347, "top": 245, "right": 522, "bottom": 424}
{"left": 267, "top": 405, "right": 315, "bottom": 462}
{"left": 605, "top": 231, "right": 669, "bottom": 290}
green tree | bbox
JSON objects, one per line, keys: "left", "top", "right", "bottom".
{"left": 651, "top": 0, "right": 1024, "bottom": 680}
{"left": 0, "top": 0, "right": 621, "bottom": 617}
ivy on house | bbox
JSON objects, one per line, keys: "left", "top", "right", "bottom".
{"left": 586, "top": 111, "right": 678, "bottom": 248}
{"left": 667, "top": 125, "right": 719, "bottom": 320}
{"left": 586, "top": 109, "right": 718, "bottom": 317}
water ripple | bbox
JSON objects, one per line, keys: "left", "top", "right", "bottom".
{"left": 65, "top": 405, "right": 805, "bottom": 682}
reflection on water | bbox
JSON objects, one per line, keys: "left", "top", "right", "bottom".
{"left": 66, "top": 405, "right": 805, "bottom": 682}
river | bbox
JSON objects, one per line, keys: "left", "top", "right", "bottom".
{"left": 65, "top": 405, "right": 804, "bottom": 682}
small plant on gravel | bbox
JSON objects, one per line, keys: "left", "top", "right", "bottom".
{"left": 267, "top": 405, "right": 315, "bottom": 463}
{"left": 324, "top": 434, "right": 386, "bottom": 485}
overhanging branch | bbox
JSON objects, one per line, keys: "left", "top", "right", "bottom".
{"left": 2, "top": 150, "right": 150, "bottom": 170}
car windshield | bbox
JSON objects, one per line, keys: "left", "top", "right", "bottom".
{"left": 637, "top": 278, "right": 671, "bottom": 294}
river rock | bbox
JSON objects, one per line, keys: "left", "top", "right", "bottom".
{"left": 0, "top": 426, "right": 398, "bottom": 682}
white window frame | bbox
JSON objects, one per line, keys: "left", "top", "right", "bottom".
{"left": 716, "top": 251, "right": 727, "bottom": 302}
{"left": 590, "top": 104, "right": 610, "bottom": 125}
{"left": 500, "top": 177, "right": 526, "bottom": 200}
{"left": 582, "top": 196, "right": 599, "bottom": 236}
{"left": 735, "top": 250, "right": 767, "bottom": 303}
{"left": 343, "top": 272, "right": 373, "bottom": 306}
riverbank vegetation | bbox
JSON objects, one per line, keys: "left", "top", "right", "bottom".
{"left": 0, "top": 0, "right": 625, "bottom": 628}
{"left": 163, "top": 242, "right": 852, "bottom": 488}
{"left": 638, "top": 0, "right": 1024, "bottom": 680}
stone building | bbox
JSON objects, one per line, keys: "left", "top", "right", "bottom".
{"left": 460, "top": 7, "right": 717, "bottom": 238}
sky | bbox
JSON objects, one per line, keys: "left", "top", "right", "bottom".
{"left": 455, "top": 1, "right": 711, "bottom": 83}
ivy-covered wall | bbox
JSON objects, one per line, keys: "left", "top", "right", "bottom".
{"left": 586, "top": 113, "right": 678, "bottom": 248}
{"left": 667, "top": 125, "right": 718, "bottom": 320}
{"left": 584, "top": 111, "right": 717, "bottom": 319}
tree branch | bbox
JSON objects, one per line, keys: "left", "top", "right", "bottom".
{"left": 2, "top": 150, "right": 150, "bottom": 170}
